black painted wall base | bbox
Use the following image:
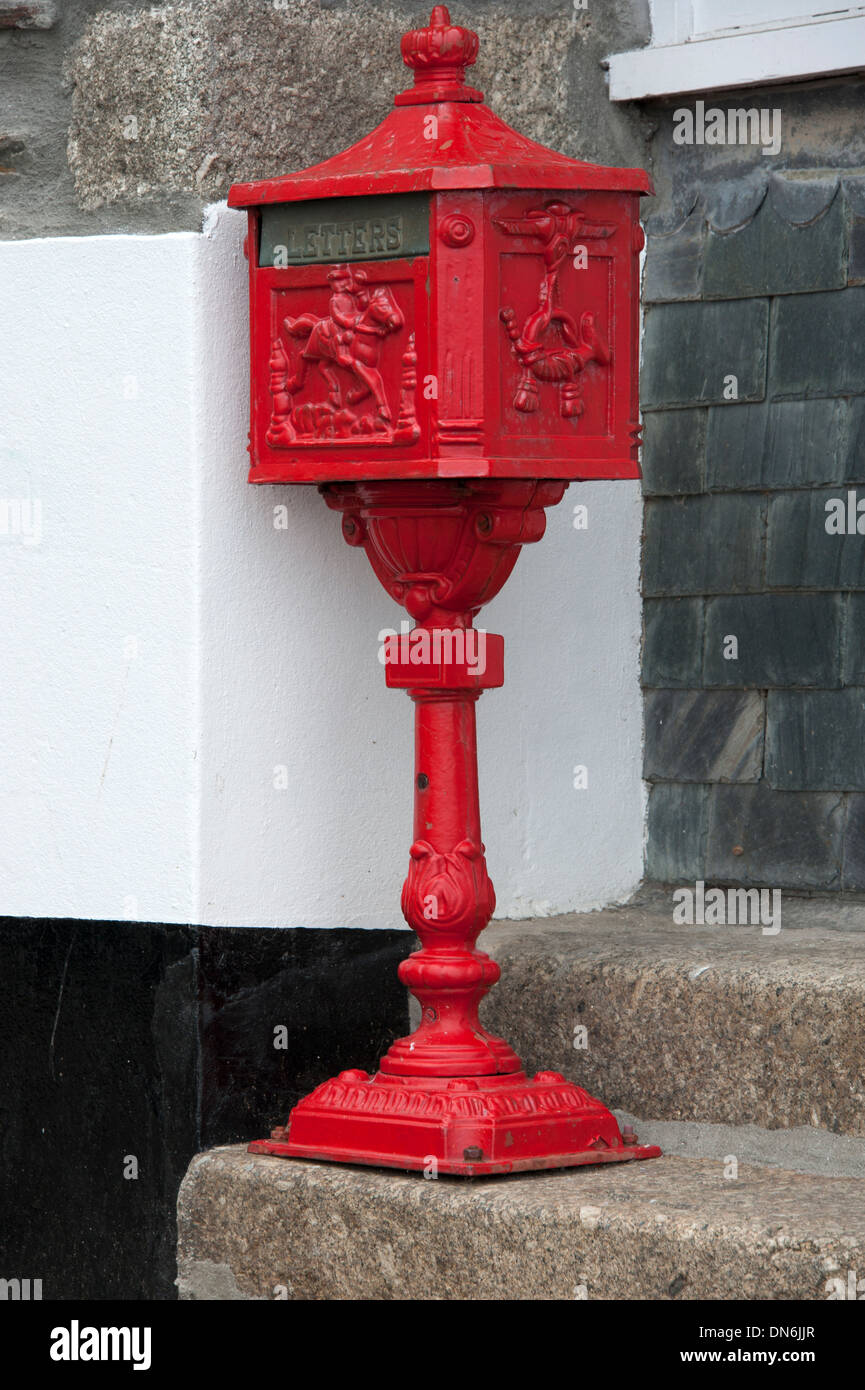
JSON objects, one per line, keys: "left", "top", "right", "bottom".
{"left": 0, "top": 918, "right": 411, "bottom": 1301}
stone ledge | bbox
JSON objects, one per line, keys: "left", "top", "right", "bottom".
{"left": 479, "top": 893, "right": 865, "bottom": 1133}
{"left": 177, "top": 1146, "right": 865, "bottom": 1301}
{"left": 614, "top": 1111, "right": 865, "bottom": 1179}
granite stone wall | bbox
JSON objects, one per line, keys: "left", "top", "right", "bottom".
{"left": 0, "top": 0, "right": 651, "bottom": 238}
{"left": 640, "top": 89, "right": 865, "bottom": 890}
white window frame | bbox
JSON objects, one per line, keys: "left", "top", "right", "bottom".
{"left": 607, "top": 1, "right": 865, "bottom": 101}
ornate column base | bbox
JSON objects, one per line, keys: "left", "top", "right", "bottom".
{"left": 250, "top": 1070, "right": 659, "bottom": 1176}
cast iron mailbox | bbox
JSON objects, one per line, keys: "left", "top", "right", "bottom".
{"left": 228, "top": 6, "right": 660, "bottom": 1176}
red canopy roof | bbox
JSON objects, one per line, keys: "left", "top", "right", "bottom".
{"left": 228, "top": 6, "right": 652, "bottom": 211}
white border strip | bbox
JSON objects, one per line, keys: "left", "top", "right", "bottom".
{"left": 607, "top": 16, "right": 865, "bottom": 101}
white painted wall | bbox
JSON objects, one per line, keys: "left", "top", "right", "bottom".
{"left": 0, "top": 206, "right": 644, "bottom": 929}
{"left": 0, "top": 231, "right": 200, "bottom": 924}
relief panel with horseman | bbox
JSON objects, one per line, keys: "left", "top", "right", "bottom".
{"left": 260, "top": 257, "right": 426, "bottom": 450}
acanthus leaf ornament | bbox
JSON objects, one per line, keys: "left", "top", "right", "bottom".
{"left": 401, "top": 837, "right": 495, "bottom": 936}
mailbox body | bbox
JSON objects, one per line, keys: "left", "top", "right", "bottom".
{"left": 229, "top": 65, "right": 651, "bottom": 486}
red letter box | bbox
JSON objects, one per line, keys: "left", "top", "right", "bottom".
{"left": 229, "top": 7, "right": 660, "bottom": 1176}
{"left": 229, "top": 7, "right": 649, "bottom": 486}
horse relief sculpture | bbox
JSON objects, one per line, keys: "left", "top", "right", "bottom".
{"left": 496, "top": 199, "right": 614, "bottom": 421}
{"left": 266, "top": 265, "right": 420, "bottom": 446}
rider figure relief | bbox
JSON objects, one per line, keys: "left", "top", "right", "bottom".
{"left": 319, "top": 266, "right": 370, "bottom": 371}
{"left": 266, "top": 264, "right": 411, "bottom": 445}
{"left": 496, "top": 199, "right": 614, "bottom": 421}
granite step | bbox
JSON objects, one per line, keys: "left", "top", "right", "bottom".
{"left": 479, "top": 888, "right": 865, "bottom": 1135}
{"left": 176, "top": 1145, "right": 865, "bottom": 1301}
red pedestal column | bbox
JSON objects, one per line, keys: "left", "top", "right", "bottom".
{"left": 380, "top": 685, "right": 520, "bottom": 1079}
{"left": 250, "top": 480, "right": 660, "bottom": 1175}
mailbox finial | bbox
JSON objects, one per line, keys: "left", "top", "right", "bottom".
{"left": 396, "top": 5, "right": 483, "bottom": 106}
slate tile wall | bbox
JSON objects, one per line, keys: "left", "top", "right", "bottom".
{"left": 642, "top": 173, "right": 865, "bottom": 890}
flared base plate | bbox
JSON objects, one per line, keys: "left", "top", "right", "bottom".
{"left": 248, "top": 1067, "right": 661, "bottom": 1177}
